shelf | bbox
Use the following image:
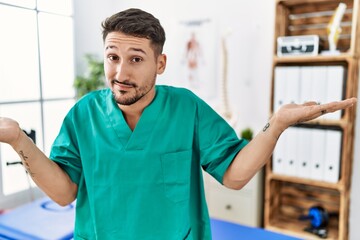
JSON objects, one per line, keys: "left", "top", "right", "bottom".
{"left": 274, "top": 0, "right": 355, "bottom": 54}
{"left": 277, "top": 0, "right": 353, "bottom": 8}
{"left": 267, "top": 173, "right": 341, "bottom": 191}
{"left": 304, "top": 119, "right": 348, "bottom": 129}
{"left": 265, "top": 0, "right": 358, "bottom": 239}
{"left": 274, "top": 54, "right": 354, "bottom": 64}
{"left": 266, "top": 216, "right": 339, "bottom": 240}
{"left": 265, "top": 180, "right": 341, "bottom": 239}
{"left": 268, "top": 115, "right": 347, "bottom": 129}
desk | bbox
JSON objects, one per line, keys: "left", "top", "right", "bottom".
{"left": 211, "top": 218, "right": 303, "bottom": 240}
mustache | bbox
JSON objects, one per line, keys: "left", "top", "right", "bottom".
{"left": 111, "top": 80, "right": 137, "bottom": 87}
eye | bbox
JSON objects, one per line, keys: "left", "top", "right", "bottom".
{"left": 108, "top": 55, "right": 119, "bottom": 61}
{"left": 131, "top": 57, "right": 143, "bottom": 63}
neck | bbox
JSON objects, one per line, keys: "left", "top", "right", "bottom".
{"left": 119, "top": 86, "right": 156, "bottom": 131}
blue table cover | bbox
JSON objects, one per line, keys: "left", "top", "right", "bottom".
{"left": 211, "top": 218, "right": 303, "bottom": 240}
{"left": 0, "top": 198, "right": 304, "bottom": 240}
{"left": 0, "top": 197, "right": 75, "bottom": 240}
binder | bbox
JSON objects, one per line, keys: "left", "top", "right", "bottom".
{"left": 284, "top": 127, "right": 298, "bottom": 177}
{"left": 273, "top": 130, "right": 287, "bottom": 175}
{"left": 273, "top": 67, "right": 287, "bottom": 112}
{"left": 297, "top": 127, "right": 312, "bottom": 179}
{"left": 310, "top": 128, "right": 326, "bottom": 180}
{"left": 324, "top": 66, "right": 345, "bottom": 120}
{"left": 323, "top": 129, "right": 342, "bottom": 183}
{"left": 312, "top": 66, "right": 327, "bottom": 119}
{"left": 299, "top": 66, "right": 314, "bottom": 104}
{"left": 273, "top": 66, "right": 301, "bottom": 112}
{"left": 285, "top": 67, "right": 301, "bottom": 105}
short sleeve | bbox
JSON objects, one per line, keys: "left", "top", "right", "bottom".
{"left": 49, "top": 109, "right": 82, "bottom": 185}
{"left": 196, "top": 99, "right": 248, "bottom": 184}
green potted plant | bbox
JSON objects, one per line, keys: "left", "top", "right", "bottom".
{"left": 240, "top": 127, "right": 253, "bottom": 141}
{"left": 73, "top": 54, "right": 106, "bottom": 99}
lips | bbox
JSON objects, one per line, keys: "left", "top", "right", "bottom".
{"left": 112, "top": 80, "right": 136, "bottom": 91}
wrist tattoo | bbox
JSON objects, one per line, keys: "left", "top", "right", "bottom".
{"left": 263, "top": 122, "right": 270, "bottom": 132}
{"left": 19, "top": 150, "right": 35, "bottom": 177}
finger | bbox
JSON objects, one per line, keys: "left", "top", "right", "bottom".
{"left": 320, "top": 98, "right": 357, "bottom": 113}
{"left": 323, "top": 98, "right": 354, "bottom": 110}
{"left": 342, "top": 97, "right": 357, "bottom": 106}
{"left": 302, "top": 101, "right": 318, "bottom": 107}
{"left": 300, "top": 98, "right": 355, "bottom": 122}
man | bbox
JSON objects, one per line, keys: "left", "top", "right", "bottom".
{"left": 0, "top": 8, "right": 356, "bottom": 240}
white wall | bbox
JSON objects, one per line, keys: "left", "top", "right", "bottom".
{"left": 73, "top": 0, "right": 274, "bottom": 134}
{"left": 73, "top": 1, "right": 360, "bottom": 237}
{"left": 73, "top": 0, "right": 114, "bottom": 74}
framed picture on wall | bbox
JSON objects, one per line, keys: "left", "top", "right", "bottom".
{"left": 175, "top": 18, "right": 217, "bottom": 100}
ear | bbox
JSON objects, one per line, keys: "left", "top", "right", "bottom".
{"left": 156, "top": 54, "right": 167, "bottom": 74}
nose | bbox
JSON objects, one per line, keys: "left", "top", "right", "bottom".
{"left": 115, "top": 61, "right": 129, "bottom": 81}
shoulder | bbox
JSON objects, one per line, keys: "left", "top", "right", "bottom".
{"left": 75, "top": 88, "right": 109, "bottom": 105}
{"left": 156, "top": 85, "right": 203, "bottom": 104}
{"left": 67, "top": 89, "right": 110, "bottom": 118}
{"left": 73, "top": 89, "right": 109, "bottom": 108}
{"left": 156, "top": 85, "right": 215, "bottom": 117}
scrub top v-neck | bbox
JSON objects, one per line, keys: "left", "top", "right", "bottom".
{"left": 50, "top": 86, "right": 248, "bottom": 240}
{"left": 105, "top": 87, "right": 161, "bottom": 151}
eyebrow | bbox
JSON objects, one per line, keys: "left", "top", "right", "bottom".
{"left": 130, "top": 47, "right": 147, "bottom": 55}
{"left": 105, "top": 45, "right": 147, "bottom": 55}
{"left": 105, "top": 45, "right": 117, "bottom": 50}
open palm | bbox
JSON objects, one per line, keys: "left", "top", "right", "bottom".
{"left": 275, "top": 98, "right": 357, "bottom": 130}
{"left": 0, "top": 117, "right": 22, "bottom": 146}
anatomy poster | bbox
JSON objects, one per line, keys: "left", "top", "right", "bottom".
{"left": 176, "top": 19, "right": 217, "bottom": 100}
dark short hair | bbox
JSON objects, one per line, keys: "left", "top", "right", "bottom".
{"left": 101, "top": 8, "right": 166, "bottom": 56}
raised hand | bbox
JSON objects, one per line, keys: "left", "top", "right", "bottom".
{"left": 0, "top": 117, "right": 22, "bottom": 147}
{"left": 274, "top": 98, "right": 357, "bottom": 132}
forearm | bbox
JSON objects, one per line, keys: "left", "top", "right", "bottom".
{"left": 223, "top": 116, "right": 284, "bottom": 190}
{"left": 12, "top": 131, "right": 77, "bottom": 206}
{"left": 222, "top": 98, "right": 357, "bottom": 189}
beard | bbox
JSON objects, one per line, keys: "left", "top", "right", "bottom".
{"left": 111, "top": 75, "right": 156, "bottom": 106}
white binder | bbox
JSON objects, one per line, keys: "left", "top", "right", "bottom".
{"left": 297, "top": 127, "right": 312, "bottom": 179}
{"left": 285, "top": 67, "right": 301, "bottom": 105}
{"left": 323, "top": 129, "right": 342, "bottom": 183}
{"left": 312, "top": 66, "right": 328, "bottom": 119}
{"left": 273, "top": 130, "right": 287, "bottom": 175}
{"left": 274, "top": 67, "right": 301, "bottom": 112}
{"left": 324, "top": 66, "right": 345, "bottom": 120}
{"left": 310, "top": 128, "right": 326, "bottom": 180}
{"left": 273, "top": 67, "right": 287, "bottom": 112}
{"left": 284, "top": 127, "right": 298, "bottom": 177}
{"left": 299, "top": 66, "right": 314, "bottom": 104}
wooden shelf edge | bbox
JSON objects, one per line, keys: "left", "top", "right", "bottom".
{"left": 265, "top": 224, "right": 338, "bottom": 240}
{"left": 276, "top": 0, "right": 351, "bottom": 7}
{"left": 267, "top": 173, "right": 343, "bottom": 190}
{"left": 267, "top": 114, "right": 348, "bottom": 129}
{"left": 274, "top": 54, "right": 354, "bottom": 64}
{"left": 302, "top": 119, "right": 347, "bottom": 128}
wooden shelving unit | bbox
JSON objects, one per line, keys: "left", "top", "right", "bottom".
{"left": 264, "top": 0, "right": 360, "bottom": 239}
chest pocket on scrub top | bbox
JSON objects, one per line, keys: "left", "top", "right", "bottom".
{"left": 161, "top": 150, "right": 192, "bottom": 203}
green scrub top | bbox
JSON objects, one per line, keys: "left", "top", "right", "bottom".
{"left": 50, "top": 86, "right": 248, "bottom": 240}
